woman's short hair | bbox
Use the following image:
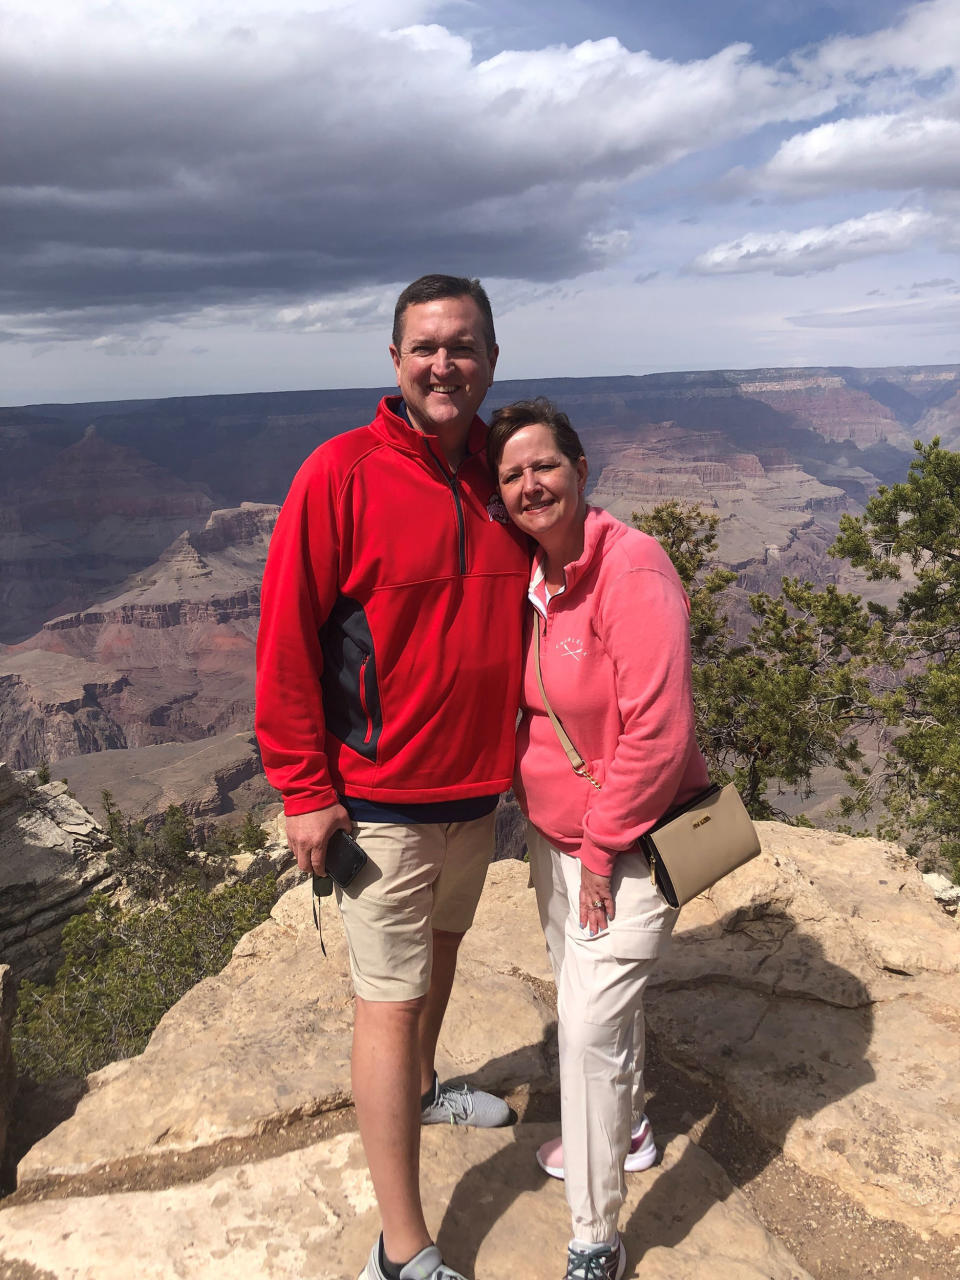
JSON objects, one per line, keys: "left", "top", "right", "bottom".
{"left": 486, "top": 398, "right": 586, "bottom": 473}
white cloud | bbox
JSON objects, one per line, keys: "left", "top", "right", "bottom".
{"left": 273, "top": 291, "right": 394, "bottom": 333}
{"left": 691, "top": 4, "right": 960, "bottom": 284}
{"left": 0, "top": 2, "right": 850, "bottom": 343}
{"left": 789, "top": 294, "right": 960, "bottom": 329}
{"left": 91, "top": 333, "right": 166, "bottom": 357}
{"left": 707, "top": 0, "right": 960, "bottom": 285}
{"left": 762, "top": 112, "right": 960, "bottom": 193}
{"left": 0, "top": 0, "right": 445, "bottom": 50}
{"left": 691, "top": 208, "right": 939, "bottom": 275}
{"left": 472, "top": 38, "right": 836, "bottom": 182}
{"left": 805, "top": 0, "right": 960, "bottom": 80}
{"left": 4, "top": 0, "right": 960, "bottom": 398}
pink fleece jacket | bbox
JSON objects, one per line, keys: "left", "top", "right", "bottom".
{"left": 515, "top": 506, "right": 710, "bottom": 877}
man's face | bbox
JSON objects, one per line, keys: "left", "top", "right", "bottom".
{"left": 390, "top": 295, "right": 498, "bottom": 441}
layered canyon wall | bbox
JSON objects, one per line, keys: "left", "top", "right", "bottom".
{"left": 3, "top": 364, "right": 958, "bottom": 801}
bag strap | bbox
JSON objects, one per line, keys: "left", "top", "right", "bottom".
{"left": 534, "top": 614, "right": 601, "bottom": 792}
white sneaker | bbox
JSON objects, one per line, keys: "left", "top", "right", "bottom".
{"left": 420, "top": 1072, "right": 512, "bottom": 1128}
{"left": 359, "top": 1236, "right": 467, "bottom": 1279}
{"left": 536, "top": 1115, "right": 657, "bottom": 1180}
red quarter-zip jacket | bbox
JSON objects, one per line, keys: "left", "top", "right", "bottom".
{"left": 255, "top": 396, "right": 530, "bottom": 815}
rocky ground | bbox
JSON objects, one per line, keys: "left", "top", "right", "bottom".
{"left": 2, "top": 827, "right": 960, "bottom": 1278}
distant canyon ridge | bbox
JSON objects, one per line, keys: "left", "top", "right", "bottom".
{"left": 2, "top": 364, "right": 959, "bottom": 820}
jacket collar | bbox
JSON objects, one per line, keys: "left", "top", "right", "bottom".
{"left": 374, "top": 395, "right": 488, "bottom": 468}
{"left": 529, "top": 506, "right": 626, "bottom": 599}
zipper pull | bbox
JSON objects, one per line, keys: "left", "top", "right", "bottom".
{"left": 649, "top": 852, "right": 656, "bottom": 886}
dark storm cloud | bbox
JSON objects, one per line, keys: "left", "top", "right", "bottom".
{"left": 6, "top": 1, "right": 958, "bottom": 347}
{"left": 1, "top": 3, "right": 842, "bottom": 341}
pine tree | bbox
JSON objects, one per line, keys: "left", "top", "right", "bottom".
{"left": 634, "top": 502, "right": 880, "bottom": 819}
{"left": 833, "top": 437, "right": 960, "bottom": 874}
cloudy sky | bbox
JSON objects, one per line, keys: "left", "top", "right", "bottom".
{"left": 3, "top": 0, "right": 959, "bottom": 404}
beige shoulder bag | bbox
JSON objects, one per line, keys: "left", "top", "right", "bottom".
{"left": 533, "top": 617, "right": 760, "bottom": 908}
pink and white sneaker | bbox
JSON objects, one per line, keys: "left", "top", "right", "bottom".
{"left": 536, "top": 1115, "right": 657, "bottom": 1181}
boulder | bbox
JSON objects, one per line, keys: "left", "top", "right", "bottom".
{"left": 923, "top": 870, "right": 960, "bottom": 916}
{"left": 16, "top": 863, "right": 555, "bottom": 1186}
{"left": 646, "top": 822, "right": 960, "bottom": 1236}
{"left": 6, "top": 824, "right": 960, "bottom": 1276}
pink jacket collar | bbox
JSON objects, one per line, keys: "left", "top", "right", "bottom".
{"left": 529, "top": 505, "right": 628, "bottom": 608}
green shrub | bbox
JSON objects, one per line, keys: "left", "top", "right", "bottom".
{"left": 238, "top": 811, "right": 269, "bottom": 853}
{"left": 634, "top": 501, "right": 878, "bottom": 821}
{"left": 203, "top": 824, "right": 242, "bottom": 858}
{"left": 12, "top": 875, "right": 278, "bottom": 1082}
{"left": 101, "top": 793, "right": 203, "bottom": 896}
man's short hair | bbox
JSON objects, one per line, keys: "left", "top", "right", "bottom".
{"left": 393, "top": 275, "right": 496, "bottom": 354}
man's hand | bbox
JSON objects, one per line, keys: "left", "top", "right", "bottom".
{"left": 285, "top": 804, "right": 351, "bottom": 875}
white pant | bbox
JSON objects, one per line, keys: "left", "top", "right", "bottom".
{"left": 528, "top": 824, "right": 676, "bottom": 1243}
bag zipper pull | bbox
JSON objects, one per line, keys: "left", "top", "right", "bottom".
{"left": 649, "top": 852, "right": 656, "bottom": 886}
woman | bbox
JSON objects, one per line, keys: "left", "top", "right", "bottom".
{"left": 487, "top": 399, "right": 709, "bottom": 1280}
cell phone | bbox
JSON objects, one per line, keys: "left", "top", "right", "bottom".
{"left": 319, "top": 828, "right": 368, "bottom": 888}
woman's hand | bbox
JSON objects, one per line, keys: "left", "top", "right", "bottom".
{"left": 579, "top": 864, "right": 615, "bottom": 935}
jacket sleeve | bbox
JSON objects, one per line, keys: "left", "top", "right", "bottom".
{"left": 578, "top": 565, "right": 698, "bottom": 877}
{"left": 255, "top": 452, "right": 342, "bottom": 815}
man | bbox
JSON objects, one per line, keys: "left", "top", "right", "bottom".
{"left": 255, "top": 275, "right": 528, "bottom": 1280}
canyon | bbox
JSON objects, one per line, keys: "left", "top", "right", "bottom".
{"left": 1, "top": 364, "right": 959, "bottom": 812}
{"left": 0, "top": 764, "right": 117, "bottom": 982}
{"left": 4, "top": 366, "right": 960, "bottom": 1273}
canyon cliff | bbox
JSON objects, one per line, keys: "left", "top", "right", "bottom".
{"left": 0, "top": 766, "right": 117, "bottom": 982}
{"left": 0, "top": 421, "right": 216, "bottom": 646}
{"left": 2, "top": 364, "right": 959, "bottom": 799}
{"left": 0, "top": 505, "right": 276, "bottom": 772}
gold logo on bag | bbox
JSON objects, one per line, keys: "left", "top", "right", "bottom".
{"left": 692, "top": 815, "right": 711, "bottom": 829}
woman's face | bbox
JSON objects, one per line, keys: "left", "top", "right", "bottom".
{"left": 496, "top": 422, "right": 587, "bottom": 547}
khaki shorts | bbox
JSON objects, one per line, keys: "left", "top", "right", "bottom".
{"left": 334, "top": 810, "right": 497, "bottom": 1002}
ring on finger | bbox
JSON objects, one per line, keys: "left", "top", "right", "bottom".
{"left": 591, "top": 899, "right": 603, "bottom": 909}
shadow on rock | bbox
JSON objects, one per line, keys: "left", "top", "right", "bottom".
{"left": 632, "top": 916, "right": 875, "bottom": 1260}
{"left": 440, "top": 920, "right": 873, "bottom": 1271}
{"left": 1, "top": 1074, "right": 86, "bottom": 1197}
